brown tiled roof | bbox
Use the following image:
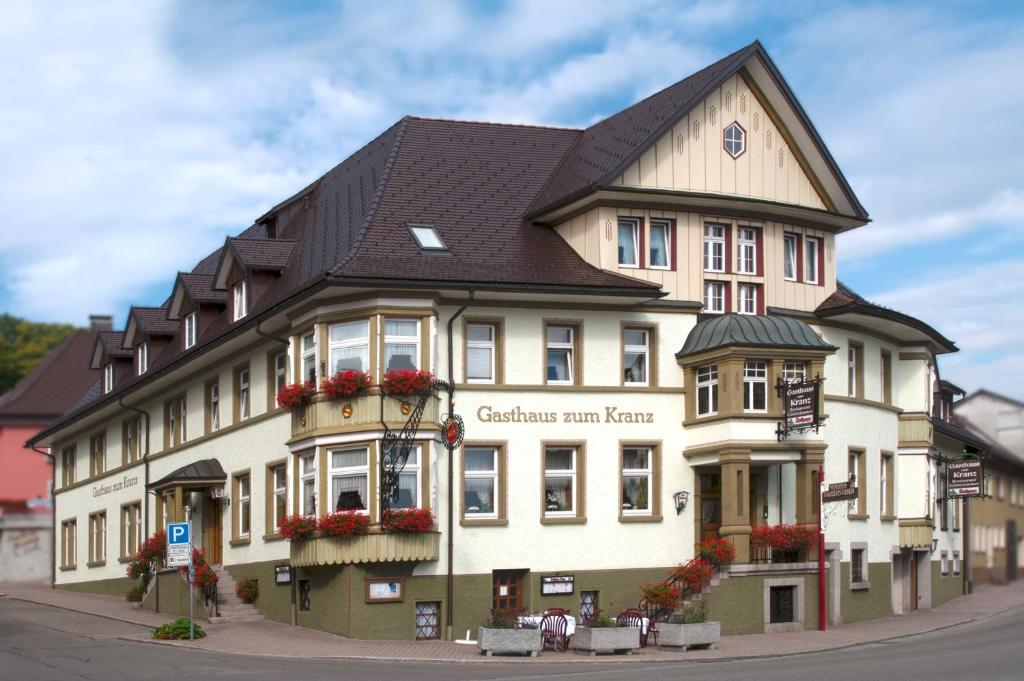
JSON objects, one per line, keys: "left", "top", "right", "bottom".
{"left": 98, "top": 331, "right": 132, "bottom": 358}
{"left": 0, "top": 330, "right": 100, "bottom": 421}
{"left": 131, "top": 306, "right": 178, "bottom": 337}
{"left": 227, "top": 238, "right": 296, "bottom": 271}
{"left": 179, "top": 273, "right": 227, "bottom": 305}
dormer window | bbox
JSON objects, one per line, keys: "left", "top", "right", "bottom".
{"left": 137, "top": 342, "right": 148, "bottom": 376}
{"left": 233, "top": 280, "right": 248, "bottom": 321}
{"left": 103, "top": 362, "right": 114, "bottom": 394}
{"left": 407, "top": 224, "right": 447, "bottom": 252}
{"left": 185, "top": 312, "right": 197, "bottom": 349}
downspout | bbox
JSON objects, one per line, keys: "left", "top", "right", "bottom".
{"left": 255, "top": 319, "right": 290, "bottom": 346}
{"left": 119, "top": 398, "right": 151, "bottom": 538}
{"left": 32, "top": 446, "right": 55, "bottom": 589}
{"left": 445, "top": 289, "right": 473, "bottom": 640}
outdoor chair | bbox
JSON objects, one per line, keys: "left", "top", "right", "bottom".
{"left": 543, "top": 607, "right": 567, "bottom": 616}
{"left": 616, "top": 608, "right": 647, "bottom": 648}
{"left": 540, "top": 613, "right": 569, "bottom": 652}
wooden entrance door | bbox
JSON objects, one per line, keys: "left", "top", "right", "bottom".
{"left": 1007, "top": 521, "right": 1018, "bottom": 582}
{"left": 700, "top": 473, "right": 722, "bottom": 543}
{"left": 202, "top": 497, "right": 223, "bottom": 565}
{"left": 910, "top": 552, "right": 919, "bottom": 610}
{"left": 492, "top": 571, "right": 524, "bottom": 611}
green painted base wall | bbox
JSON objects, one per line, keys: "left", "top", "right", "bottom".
{"left": 839, "top": 562, "right": 892, "bottom": 624}
{"left": 932, "top": 563, "right": 964, "bottom": 607}
{"left": 138, "top": 570, "right": 209, "bottom": 621}
{"left": 57, "top": 576, "right": 134, "bottom": 598}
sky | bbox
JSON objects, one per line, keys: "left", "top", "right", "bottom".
{"left": 0, "top": 0, "right": 1022, "bottom": 398}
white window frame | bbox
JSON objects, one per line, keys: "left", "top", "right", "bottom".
{"left": 184, "top": 312, "right": 197, "bottom": 349}
{"left": 465, "top": 323, "right": 496, "bottom": 384}
{"left": 543, "top": 446, "right": 577, "bottom": 518}
{"left": 328, "top": 320, "right": 370, "bottom": 375}
{"left": 952, "top": 550, "right": 961, "bottom": 576}
{"left": 703, "top": 281, "right": 725, "bottom": 314}
{"left": 137, "top": 342, "right": 148, "bottom": 376}
{"left": 177, "top": 395, "right": 187, "bottom": 443}
{"left": 391, "top": 444, "right": 421, "bottom": 510}
{"left": 848, "top": 344, "right": 858, "bottom": 397}
{"left": 703, "top": 224, "right": 726, "bottom": 272}
{"left": 724, "top": 122, "right": 746, "bottom": 158}
{"left": 782, "top": 361, "right": 805, "bottom": 383}
{"left": 103, "top": 362, "right": 114, "bottom": 394}
{"left": 622, "top": 327, "right": 650, "bottom": 386}
{"left": 209, "top": 382, "right": 220, "bottom": 431}
{"left": 737, "top": 227, "right": 756, "bottom": 274}
{"left": 89, "top": 511, "right": 106, "bottom": 563}
{"left": 233, "top": 280, "right": 248, "bottom": 321}
{"left": 328, "top": 446, "right": 371, "bottom": 514}
{"left": 621, "top": 446, "right": 653, "bottom": 516}
{"left": 617, "top": 217, "right": 640, "bottom": 268}
{"left": 696, "top": 365, "right": 719, "bottom": 417}
{"left": 299, "top": 453, "right": 317, "bottom": 517}
{"left": 383, "top": 318, "right": 422, "bottom": 372}
{"left": 545, "top": 325, "right": 575, "bottom": 385}
{"left": 301, "top": 331, "right": 317, "bottom": 383}
{"left": 238, "top": 368, "right": 250, "bottom": 420}
{"left": 464, "top": 447, "right": 499, "bottom": 520}
{"left": 743, "top": 361, "right": 768, "bottom": 412}
{"left": 649, "top": 219, "right": 671, "bottom": 270}
{"left": 121, "top": 505, "right": 135, "bottom": 559}
{"left": 274, "top": 352, "right": 288, "bottom": 396}
{"left": 880, "top": 455, "right": 891, "bottom": 517}
{"left": 783, "top": 233, "right": 798, "bottom": 281}
{"left": 272, "top": 465, "right": 288, "bottom": 530}
{"left": 805, "top": 237, "right": 820, "bottom": 285}
{"left": 940, "top": 550, "right": 949, "bottom": 576}
{"left": 238, "top": 474, "right": 251, "bottom": 538}
{"left": 738, "top": 283, "right": 757, "bottom": 315}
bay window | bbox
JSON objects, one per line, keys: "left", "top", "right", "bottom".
{"left": 743, "top": 361, "right": 768, "bottom": 412}
{"left": 782, "top": 361, "right": 806, "bottom": 384}
{"left": 618, "top": 217, "right": 639, "bottom": 267}
{"left": 301, "top": 331, "right": 317, "bottom": 383}
{"left": 329, "top": 320, "right": 370, "bottom": 373}
{"left": 383, "top": 318, "right": 421, "bottom": 372}
{"left": 388, "top": 444, "right": 421, "bottom": 509}
{"left": 329, "top": 446, "right": 369, "bottom": 513}
{"left": 696, "top": 365, "right": 718, "bottom": 417}
{"left": 703, "top": 224, "right": 725, "bottom": 272}
{"left": 299, "top": 452, "right": 316, "bottom": 517}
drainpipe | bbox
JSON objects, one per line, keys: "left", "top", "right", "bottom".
{"left": 444, "top": 289, "right": 473, "bottom": 640}
{"left": 255, "top": 319, "right": 290, "bottom": 346}
{"left": 31, "top": 446, "right": 55, "bottom": 589}
{"left": 119, "top": 398, "right": 151, "bottom": 537}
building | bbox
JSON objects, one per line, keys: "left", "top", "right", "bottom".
{"left": 953, "top": 389, "right": 1024, "bottom": 584}
{"left": 0, "top": 316, "right": 105, "bottom": 581}
{"left": 31, "top": 41, "right": 973, "bottom": 638}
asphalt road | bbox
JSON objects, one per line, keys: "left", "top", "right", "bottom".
{"left": 1, "top": 597, "right": 1022, "bottom": 681}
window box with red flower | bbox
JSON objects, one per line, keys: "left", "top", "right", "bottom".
{"left": 318, "top": 510, "right": 371, "bottom": 539}
{"left": 381, "top": 369, "right": 434, "bottom": 397}
{"left": 276, "top": 381, "right": 317, "bottom": 412}
{"left": 750, "top": 523, "right": 817, "bottom": 563}
{"left": 381, "top": 507, "right": 434, "bottom": 533}
{"left": 278, "top": 514, "right": 318, "bottom": 542}
{"left": 320, "top": 370, "right": 372, "bottom": 401}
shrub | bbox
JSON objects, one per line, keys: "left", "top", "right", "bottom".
{"left": 381, "top": 369, "right": 434, "bottom": 397}
{"left": 484, "top": 608, "right": 524, "bottom": 629}
{"left": 321, "top": 370, "right": 372, "bottom": 400}
{"left": 125, "top": 583, "right": 144, "bottom": 602}
{"left": 235, "top": 577, "right": 258, "bottom": 604}
{"left": 278, "top": 515, "right": 318, "bottom": 541}
{"left": 152, "top": 617, "right": 206, "bottom": 640}
{"left": 586, "top": 616, "right": 619, "bottom": 628}
{"left": 669, "top": 557, "right": 714, "bottom": 595}
{"left": 318, "top": 510, "right": 370, "bottom": 538}
{"left": 381, "top": 507, "right": 434, "bottom": 533}
{"left": 698, "top": 537, "right": 736, "bottom": 566}
{"left": 639, "top": 581, "right": 683, "bottom": 611}
{"left": 667, "top": 601, "right": 708, "bottom": 625}
{"left": 750, "top": 523, "right": 817, "bottom": 554}
{"left": 276, "top": 381, "right": 317, "bottom": 411}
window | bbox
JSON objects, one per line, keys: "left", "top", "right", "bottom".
{"left": 233, "top": 280, "right": 248, "bottom": 320}
{"left": 301, "top": 331, "right": 317, "bottom": 383}
{"left": 206, "top": 380, "right": 220, "bottom": 432}
{"left": 737, "top": 227, "right": 756, "bottom": 274}
{"left": 649, "top": 219, "right": 671, "bottom": 269}
{"left": 743, "top": 361, "right": 768, "bottom": 412}
{"left": 724, "top": 121, "right": 746, "bottom": 158}
{"left": 383, "top": 318, "right": 421, "bottom": 372}
{"left": 465, "top": 323, "right": 496, "bottom": 384}
{"left": 580, "top": 591, "right": 599, "bottom": 623}
{"left": 849, "top": 449, "right": 866, "bottom": 516}
{"left": 184, "top": 312, "right": 197, "bottom": 349}
{"left": 89, "top": 433, "right": 106, "bottom": 478}
{"left": 621, "top": 446, "right": 654, "bottom": 516}
{"left": 299, "top": 452, "right": 316, "bottom": 517}
{"left": 940, "top": 550, "right": 949, "bottom": 576}
{"left": 407, "top": 224, "right": 447, "bottom": 252}
{"left": 235, "top": 473, "right": 251, "bottom": 539}
{"left": 329, "top": 320, "right": 369, "bottom": 373}
{"left": 737, "top": 283, "right": 757, "bottom": 315}
{"left": 88, "top": 511, "right": 106, "bottom": 565}
{"left": 269, "top": 463, "right": 288, "bottom": 534}
{"left": 329, "top": 447, "right": 369, "bottom": 512}
{"left": 270, "top": 351, "right": 288, "bottom": 410}
{"left": 782, "top": 362, "right": 805, "bottom": 384}
{"left": 703, "top": 224, "right": 725, "bottom": 272}
{"left": 121, "top": 502, "right": 142, "bottom": 559}
{"left": 543, "top": 446, "right": 579, "bottom": 519}
{"left": 850, "top": 547, "right": 867, "bottom": 585}
{"left": 847, "top": 341, "right": 863, "bottom": 398}
{"left": 805, "top": 237, "right": 821, "bottom": 285}
{"left": 622, "top": 328, "right": 650, "bottom": 386}
{"left": 165, "top": 395, "right": 187, "bottom": 448}
{"left": 783, "top": 233, "right": 798, "bottom": 281}
{"left": 617, "top": 217, "right": 639, "bottom": 267}
{"left": 463, "top": 446, "right": 503, "bottom": 522}
{"left": 703, "top": 281, "right": 725, "bottom": 314}
{"left": 696, "top": 365, "right": 718, "bottom": 417}
{"left": 61, "top": 519, "right": 77, "bottom": 569}
{"left": 953, "top": 496, "right": 961, "bottom": 531}
{"left": 386, "top": 444, "right": 421, "bottom": 509}
{"left": 881, "top": 452, "right": 894, "bottom": 518}
{"left": 103, "top": 362, "right": 114, "bottom": 394}
{"left": 123, "top": 416, "right": 142, "bottom": 464}
{"left": 415, "top": 601, "right": 441, "bottom": 640}
{"left": 880, "top": 350, "right": 892, "bottom": 405}
{"left": 137, "top": 342, "right": 148, "bottom": 375}
{"left": 236, "top": 366, "right": 250, "bottom": 421}
{"left": 953, "top": 550, "right": 961, "bottom": 576}
{"left": 61, "top": 445, "right": 76, "bottom": 487}
{"left": 545, "top": 324, "right": 577, "bottom": 384}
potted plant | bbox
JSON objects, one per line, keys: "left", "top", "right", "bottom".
{"left": 277, "top": 380, "right": 317, "bottom": 412}
{"left": 381, "top": 369, "right": 434, "bottom": 397}
{"left": 573, "top": 615, "right": 641, "bottom": 655}
{"left": 381, "top": 507, "right": 434, "bottom": 533}
{"left": 478, "top": 608, "right": 542, "bottom": 657}
{"left": 698, "top": 537, "right": 735, "bottom": 567}
{"left": 320, "top": 370, "right": 372, "bottom": 401}
{"left": 235, "top": 577, "right": 259, "bottom": 604}
{"left": 278, "top": 514, "right": 318, "bottom": 541}
{"left": 654, "top": 601, "right": 720, "bottom": 651}
{"left": 318, "top": 510, "right": 370, "bottom": 538}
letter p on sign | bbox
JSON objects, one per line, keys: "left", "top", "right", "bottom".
{"left": 168, "top": 522, "right": 190, "bottom": 545}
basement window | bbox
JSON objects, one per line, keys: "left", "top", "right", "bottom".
{"left": 406, "top": 224, "right": 447, "bottom": 253}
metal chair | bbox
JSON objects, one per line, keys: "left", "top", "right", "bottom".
{"left": 540, "top": 613, "right": 569, "bottom": 652}
{"left": 616, "top": 608, "right": 647, "bottom": 648}
{"left": 543, "top": 607, "right": 567, "bottom": 616}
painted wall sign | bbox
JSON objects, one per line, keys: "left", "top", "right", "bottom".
{"left": 476, "top": 405, "right": 654, "bottom": 425}
{"left": 91, "top": 474, "right": 139, "bottom": 498}
{"left": 541, "top": 575, "right": 574, "bottom": 596}
{"left": 947, "top": 459, "right": 983, "bottom": 498}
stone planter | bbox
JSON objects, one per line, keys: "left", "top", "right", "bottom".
{"left": 572, "top": 626, "right": 641, "bottom": 655}
{"left": 477, "top": 627, "right": 542, "bottom": 657}
{"left": 654, "top": 621, "right": 720, "bottom": 650}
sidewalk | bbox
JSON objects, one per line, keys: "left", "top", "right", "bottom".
{"left": 3, "top": 580, "right": 1024, "bottom": 664}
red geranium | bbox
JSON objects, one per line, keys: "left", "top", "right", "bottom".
{"left": 276, "top": 381, "right": 317, "bottom": 411}
{"left": 751, "top": 523, "right": 817, "bottom": 553}
{"left": 381, "top": 507, "right": 434, "bottom": 533}
{"left": 639, "top": 581, "right": 683, "bottom": 610}
{"left": 179, "top": 547, "right": 217, "bottom": 587}
{"left": 318, "top": 510, "right": 370, "bottom": 538}
{"left": 670, "top": 557, "right": 714, "bottom": 594}
{"left": 698, "top": 537, "right": 736, "bottom": 566}
{"left": 381, "top": 369, "right": 434, "bottom": 397}
{"left": 126, "top": 530, "right": 167, "bottom": 578}
{"left": 278, "top": 514, "right": 318, "bottom": 541}
{"left": 320, "top": 370, "right": 372, "bottom": 400}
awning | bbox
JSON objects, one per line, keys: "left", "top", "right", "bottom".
{"left": 148, "top": 458, "right": 227, "bottom": 493}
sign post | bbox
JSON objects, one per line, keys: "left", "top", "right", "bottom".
{"left": 166, "top": 517, "right": 194, "bottom": 640}
{"left": 818, "top": 469, "right": 825, "bottom": 632}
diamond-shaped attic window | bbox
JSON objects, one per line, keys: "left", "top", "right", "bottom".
{"left": 724, "top": 122, "right": 746, "bottom": 159}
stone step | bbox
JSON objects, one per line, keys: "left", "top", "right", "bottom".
{"left": 209, "top": 613, "right": 264, "bottom": 624}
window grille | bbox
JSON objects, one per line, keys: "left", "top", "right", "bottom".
{"left": 769, "top": 585, "right": 796, "bottom": 624}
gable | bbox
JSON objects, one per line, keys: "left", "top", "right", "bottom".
{"left": 610, "top": 72, "right": 829, "bottom": 212}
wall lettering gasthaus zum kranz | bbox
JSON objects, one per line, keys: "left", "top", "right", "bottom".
{"left": 476, "top": 405, "right": 654, "bottom": 424}
{"left": 92, "top": 474, "right": 139, "bottom": 497}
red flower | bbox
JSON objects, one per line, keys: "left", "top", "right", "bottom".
{"left": 320, "top": 370, "right": 372, "bottom": 400}
{"left": 381, "top": 369, "right": 434, "bottom": 397}
{"left": 276, "top": 381, "right": 317, "bottom": 411}
{"left": 381, "top": 507, "right": 434, "bottom": 533}
{"left": 751, "top": 523, "right": 817, "bottom": 553}
{"left": 318, "top": 510, "right": 370, "bottom": 538}
{"left": 639, "top": 581, "right": 683, "bottom": 610}
{"left": 669, "top": 557, "right": 714, "bottom": 594}
{"left": 278, "top": 514, "right": 318, "bottom": 541}
{"left": 698, "top": 537, "right": 736, "bottom": 566}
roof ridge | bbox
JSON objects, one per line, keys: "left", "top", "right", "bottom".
{"left": 403, "top": 115, "right": 583, "bottom": 132}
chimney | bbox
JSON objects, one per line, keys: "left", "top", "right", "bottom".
{"left": 89, "top": 315, "right": 114, "bottom": 332}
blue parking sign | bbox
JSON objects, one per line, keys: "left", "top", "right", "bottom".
{"left": 167, "top": 522, "right": 190, "bottom": 545}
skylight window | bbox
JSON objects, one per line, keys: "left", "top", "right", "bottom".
{"left": 406, "top": 224, "right": 448, "bottom": 252}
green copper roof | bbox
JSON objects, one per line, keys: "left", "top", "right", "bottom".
{"left": 677, "top": 315, "right": 836, "bottom": 358}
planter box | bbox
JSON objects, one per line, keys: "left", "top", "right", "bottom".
{"left": 477, "top": 627, "right": 542, "bottom": 657}
{"left": 654, "top": 621, "right": 721, "bottom": 650}
{"left": 572, "top": 626, "right": 641, "bottom": 655}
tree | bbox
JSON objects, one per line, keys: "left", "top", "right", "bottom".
{"left": 0, "top": 314, "right": 77, "bottom": 394}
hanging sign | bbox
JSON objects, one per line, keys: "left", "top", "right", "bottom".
{"left": 947, "top": 459, "right": 984, "bottom": 498}
{"left": 442, "top": 414, "right": 464, "bottom": 449}
{"left": 822, "top": 480, "right": 858, "bottom": 503}
{"left": 776, "top": 377, "right": 822, "bottom": 440}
